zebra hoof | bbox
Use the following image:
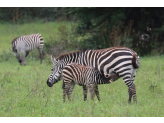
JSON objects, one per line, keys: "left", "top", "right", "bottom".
{"left": 20, "top": 63, "right": 26, "bottom": 66}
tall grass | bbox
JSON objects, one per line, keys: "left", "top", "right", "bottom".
{"left": 0, "top": 22, "right": 164, "bottom": 117}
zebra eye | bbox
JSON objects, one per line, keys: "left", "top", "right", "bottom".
{"left": 51, "top": 68, "right": 54, "bottom": 71}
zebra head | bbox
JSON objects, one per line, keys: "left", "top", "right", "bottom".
{"left": 9, "top": 48, "right": 22, "bottom": 63}
{"left": 47, "top": 56, "right": 64, "bottom": 87}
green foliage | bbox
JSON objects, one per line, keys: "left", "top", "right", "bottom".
{"left": 1, "top": 7, "right": 164, "bottom": 56}
{"left": 0, "top": 50, "right": 13, "bottom": 62}
{"left": 69, "top": 7, "right": 164, "bottom": 56}
{"left": 0, "top": 7, "right": 70, "bottom": 24}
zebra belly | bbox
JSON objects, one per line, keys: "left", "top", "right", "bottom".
{"left": 73, "top": 79, "right": 88, "bottom": 86}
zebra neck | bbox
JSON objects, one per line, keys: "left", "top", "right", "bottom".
{"left": 57, "top": 52, "right": 83, "bottom": 64}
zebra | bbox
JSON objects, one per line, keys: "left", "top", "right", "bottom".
{"left": 62, "top": 63, "right": 119, "bottom": 102}
{"left": 10, "top": 34, "right": 44, "bottom": 65}
{"left": 47, "top": 47, "right": 140, "bottom": 103}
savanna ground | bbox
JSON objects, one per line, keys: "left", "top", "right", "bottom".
{"left": 0, "top": 22, "right": 164, "bottom": 117}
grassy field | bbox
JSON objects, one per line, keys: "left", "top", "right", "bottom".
{"left": 0, "top": 22, "right": 164, "bottom": 117}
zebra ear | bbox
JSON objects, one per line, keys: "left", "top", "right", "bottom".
{"left": 51, "top": 55, "right": 56, "bottom": 64}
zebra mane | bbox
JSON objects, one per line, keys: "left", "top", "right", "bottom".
{"left": 55, "top": 47, "right": 134, "bottom": 61}
{"left": 11, "top": 37, "right": 19, "bottom": 45}
{"left": 56, "top": 50, "right": 85, "bottom": 60}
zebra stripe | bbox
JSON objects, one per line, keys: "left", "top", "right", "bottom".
{"left": 10, "top": 34, "right": 44, "bottom": 65}
{"left": 62, "top": 63, "right": 114, "bottom": 102}
{"left": 47, "top": 47, "right": 140, "bottom": 103}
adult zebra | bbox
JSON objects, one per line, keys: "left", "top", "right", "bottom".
{"left": 62, "top": 63, "right": 118, "bottom": 102}
{"left": 10, "top": 34, "right": 44, "bottom": 65}
{"left": 47, "top": 47, "right": 140, "bottom": 103}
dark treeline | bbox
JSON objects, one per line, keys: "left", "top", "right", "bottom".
{"left": 0, "top": 7, "right": 70, "bottom": 23}
{"left": 1, "top": 7, "right": 164, "bottom": 56}
{"left": 68, "top": 7, "right": 164, "bottom": 56}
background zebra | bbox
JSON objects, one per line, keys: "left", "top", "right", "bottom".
{"left": 62, "top": 63, "right": 118, "bottom": 102}
{"left": 10, "top": 34, "right": 44, "bottom": 65}
{"left": 47, "top": 47, "right": 140, "bottom": 103}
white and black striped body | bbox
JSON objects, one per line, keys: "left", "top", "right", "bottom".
{"left": 62, "top": 63, "right": 115, "bottom": 102}
{"left": 47, "top": 47, "right": 140, "bottom": 103}
{"left": 10, "top": 34, "right": 44, "bottom": 65}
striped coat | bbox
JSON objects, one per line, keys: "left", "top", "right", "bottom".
{"left": 62, "top": 63, "right": 116, "bottom": 102}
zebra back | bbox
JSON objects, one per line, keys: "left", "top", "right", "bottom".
{"left": 11, "top": 34, "right": 44, "bottom": 51}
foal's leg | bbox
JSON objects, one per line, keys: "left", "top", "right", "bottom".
{"left": 63, "top": 80, "right": 71, "bottom": 103}
{"left": 88, "top": 84, "right": 95, "bottom": 100}
{"left": 94, "top": 85, "right": 100, "bottom": 101}
{"left": 83, "top": 85, "right": 88, "bottom": 101}
{"left": 67, "top": 82, "right": 75, "bottom": 102}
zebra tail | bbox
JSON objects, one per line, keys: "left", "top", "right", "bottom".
{"left": 132, "top": 53, "right": 140, "bottom": 69}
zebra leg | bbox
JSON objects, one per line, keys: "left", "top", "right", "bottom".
{"left": 128, "top": 87, "right": 133, "bottom": 103}
{"left": 129, "top": 69, "right": 137, "bottom": 103}
{"left": 25, "top": 51, "right": 29, "bottom": 58}
{"left": 128, "top": 84, "right": 137, "bottom": 103}
{"left": 38, "top": 47, "right": 43, "bottom": 64}
{"left": 63, "top": 80, "right": 71, "bottom": 103}
{"left": 63, "top": 80, "right": 66, "bottom": 103}
{"left": 63, "top": 89, "right": 66, "bottom": 103}
{"left": 67, "top": 81, "right": 75, "bottom": 102}
{"left": 20, "top": 50, "right": 26, "bottom": 66}
{"left": 40, "top": 52, "right": 43, "bottom": 64}
{"left": 94, "top": 85, "right": 100, "bottom": 101}
{"left": 123, "top": 76, "right": 137, "bottom": 103}
{"left": 88, "top": 84, "right": 95, "bottom": 100}
{"left": 83, "top": 85, "right": 88, "bottom": 101}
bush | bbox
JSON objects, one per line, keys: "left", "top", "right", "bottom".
{"left": 0, "top": 50, "right": 13, "bottom": 62}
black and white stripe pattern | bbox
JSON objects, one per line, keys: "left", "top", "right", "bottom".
{"left": 62, "top": 63, "right": 116, "bottom": 102}
{"left": 10, "top": 34, "right": 44, "bottom": 65}
{"left": 47, "top": 47, "right": 140, "bottom": 103}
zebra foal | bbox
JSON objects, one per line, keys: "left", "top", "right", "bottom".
{"left": 62, "top": 63, "right": 118, "bottom": 102}
{"left": 10, "top": 34, "right": 44, "bottom": 65}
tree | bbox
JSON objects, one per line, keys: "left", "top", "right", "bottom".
{"left": 68, "top": 7, "right": 164, "bottom": 55}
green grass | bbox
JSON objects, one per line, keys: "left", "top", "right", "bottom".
{"left": 0, "top": 22, "right": 164, "bottom": 117}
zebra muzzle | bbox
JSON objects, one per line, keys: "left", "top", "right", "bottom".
{"left": 47, "top": 79, "right": 53, "bottom": 87}
{"left": 19, "top": 60, "right": 22, "bottom": 63}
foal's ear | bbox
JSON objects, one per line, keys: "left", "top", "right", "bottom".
{"left": 51, "top": 55, "right": 56, "bottom": 64}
